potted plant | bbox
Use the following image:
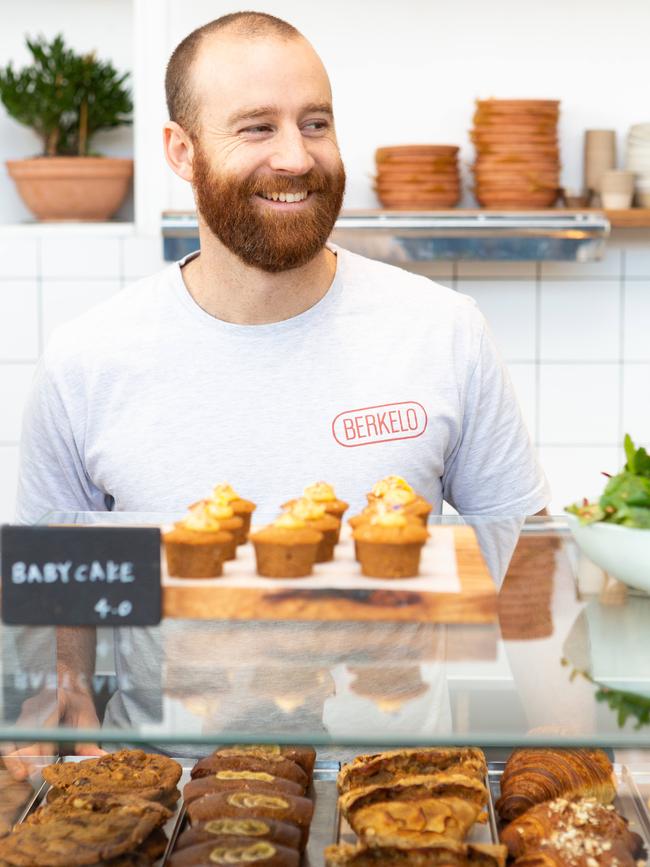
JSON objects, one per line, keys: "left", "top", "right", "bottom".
{"left": 0, "top": 34, "right": 133, "bottom": 221}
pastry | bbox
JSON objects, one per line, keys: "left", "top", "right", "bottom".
{"left": 250, "top": 514, "right": 322, "bottom": 578}
{"left": 324, "top": 840, "right": 507, "bottom": 866}
{"left": 191, "top": 755, "right": 307, "bottom": 790}
{"left": 183, "top": 773, "right": 304, "bottom": 805}
{"left": 168, "top": 839, "right": 299, "bottom": 867}
{"left": 347, "top": 796, "right": 483, "bottom": 846}
{"left": 174, "top": 818, "right": 301, "bottom": 852}
{"left": 0, "top": 791, "right": 170, "bottom": 866}
{"left": 282, "top": 498, "right": 340, "bottom": 562}
{"left": 510, "top": 838, "right": 639, "bottom": 866}
{"left": 42, "top": 749, "right": 182, "bottom": 803}
{"left": 353, "top": 506, "right": 428, "bottom": 578}
{"left": 500, "top": 797, "right": 644, "bottom": 860}
{"left": 495, "top": 749, "right": 616, "bottom": 822}
{"left": 163, "top": 501, "right": 234, "bottom": 578}
{"left": 186, "top": 791, "right": 313, "bottom": 848}
{"left": 339, "top": 772, "right": 489, "bottom": 820}
{"left": 210, "top": 484, "right": 257, "bottom": 537}
{"left": 283, "top": 482, "right": 349, "bottom": 540}
{"left": 202, "top": 498, "right": 245, "bottom": 555}
{"left": 338, "top": 748, "right": 487, "bottom": 793}
{"left": 212, "top": 746, "right": 316, "bottom": 779}
{"left": 367, "top": 476, "right": 432, "bottom": 526}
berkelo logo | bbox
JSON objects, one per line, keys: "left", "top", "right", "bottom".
{"left": 332, "top": 401, "right": 428, "bottom": 448}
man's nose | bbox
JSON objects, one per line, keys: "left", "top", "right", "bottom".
{"left": 268, "top": 126, "right": 315, "bottom": 175}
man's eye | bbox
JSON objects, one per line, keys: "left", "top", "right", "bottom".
{"left": 304, "top": 120, "right": 329, "bottom": 131}
{"left": 242, "top": 125, "right": 273, "bottom": 134}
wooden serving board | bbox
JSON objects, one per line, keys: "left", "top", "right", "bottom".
{"left": 162, "top": 525, "right": 497, "bottom": 624}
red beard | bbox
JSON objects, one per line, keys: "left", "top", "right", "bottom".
{"left": 192, "top": 145, "right": 346, "bottom": 273}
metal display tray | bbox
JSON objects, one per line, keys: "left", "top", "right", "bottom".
{"left": 8, "top": 758, "right": 650, "bottom": 867}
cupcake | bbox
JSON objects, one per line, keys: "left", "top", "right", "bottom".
{"left": 202, "top": 498, "right": 245, "bottom": 557}
{"left": 349, "top": 501, "right": 422, "bottom": 561}
{"left": 250, "top": 514, "right": 322, "bottom": 578}
{"left": 211, "top": 483, "right": 257, "bottom": 538}
{"left": 163, "top": 501, "right": 234, "bottom": 578}
{"left": 284, "top": 482, "right": 348, "bottom": 520}
{"left": 353, "top": 506, "right": 428, "bottom": 578}
{"left": 284, "top": 498, "right": 340, "bottom": 562}
{"left": 368, "top": 476, "right": 432, "bottom": 525}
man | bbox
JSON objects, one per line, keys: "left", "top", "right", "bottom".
{"left": 11, "top": 12, "right": 549, "bottom": 763}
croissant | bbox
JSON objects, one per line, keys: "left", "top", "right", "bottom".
{"left": 512, "top": 838, "right": 639, "bottom": 867}
{"left": 495, "top": 750, "right": 616, "bottom": 822}
{"left": 325, "top": 840, "right": 507, "bottom": 867}
{"left": 500, "top": 797, "right": 645, "bottom": 859}
{"left": 347, "top": 795, "right": 482, "bottom": 845}
{"left": 339, "top": 773, "right": 489, "bottom": 821}
{"left": 337, "top": 748, "right": 487, "bottom": 793}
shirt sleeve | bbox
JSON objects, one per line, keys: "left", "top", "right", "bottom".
{"left": 442, "top": 316, "right": 551, "bottom": 516}
{"left": 14, "top": 357, "right": 108, "bottom": 524}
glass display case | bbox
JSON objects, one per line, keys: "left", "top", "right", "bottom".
{"left": 0, "top": 514, "right": 648, "bottom": 865}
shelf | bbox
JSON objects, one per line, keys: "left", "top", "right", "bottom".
{"left": 605, "top": 208, "right": 650, "bottom": 228}
{"left": 1, "top": 514, "right": 648, "bottom": 748}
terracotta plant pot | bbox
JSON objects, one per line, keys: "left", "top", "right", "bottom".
{"left": 6, "top": 156, "right": 133, "bottom": 221}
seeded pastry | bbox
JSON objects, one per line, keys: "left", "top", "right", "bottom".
{"left": 337, "top": 748, "right": 487, "bottom": 793}
{"left": 500, "top": 797, "right": 645, "bottom": 860}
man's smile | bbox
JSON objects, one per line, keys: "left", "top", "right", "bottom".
{"left": 255, "top": 190, "right": 313, "bottom": 206}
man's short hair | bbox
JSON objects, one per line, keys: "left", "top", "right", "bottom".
{"left": 165, "top": 11, "right": 301, "bottom": 136}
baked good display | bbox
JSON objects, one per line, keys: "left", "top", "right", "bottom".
{"left": 42, "top": 749, "right": 182, "bottom": 804}
{"left": 163, "top": 502, "right": 234, "bottom": 578}
{"left": 212, "top": 746, "right": 317, "bottom": 779}
{"left": 191, "top": 755, "right": 308, "bottom": 790}
{"left": 353, "top": 506, "right": 428, "bottom": 578}
{"left": 210, "top": 483, "right": 257, "bottom": 538}
{"left": 324, "top": 840, "right": 507, "bottom": 866}
{"left": 495, "top": 749, "right": 616, "bottom": 822}
{"left": 500, "top": 797, "right": 644, "bottom": 860}
{"left": 282, "top": 498, "right": 340, "bottom": 562}
{"left": 0, "top": 790, "right": 170, "bottom": 866}
{"left": 250, "top": 514, "right": 322, "bottom": 578}
{"left": 338, "top": 748, "right": 488, "bottom": 793}
{"left": 183, "top": 772, "right": 304, "bottom": 805}
{"left": 186, "top": 791, "right": 314, "bottom": 848}
{"left": 174, "top": 818, "right": 302, "bottom": 852}
{"left": 168, "top": 838, "right": 299, "bottom": 867}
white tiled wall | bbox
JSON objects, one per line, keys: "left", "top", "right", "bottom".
{"left": 1, "top": 232, "right": 649, "bottom": 521}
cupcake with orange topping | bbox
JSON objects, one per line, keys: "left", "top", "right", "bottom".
{"left": 163, "top": 501, "right": 234, "bottom": 578}
{"left": 202, "top": 498, "right": 244, "bottom": 558}
{"left": 353, "top": 504, "right": 429, "bottom": 578}
{"left": 211, "top": 483, "right": 257, "bottom": 538}
{"left": 250, "top": 513, "right": 323, "bottom": 578}
{"left": 349, "top": 500, "right": 423, "bottom": 561}
{"left": 368, "top": 475, "right": 432, "bottom": 526}
{"left": 284, "top": 482, "right": 348, "bottom": 520}
{"left": 284, "top": 497, "right": 340, "bottom": 562}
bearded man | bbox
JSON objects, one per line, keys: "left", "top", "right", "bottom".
{"left": 9, "top": 12, "right": 549, "bottom": 768}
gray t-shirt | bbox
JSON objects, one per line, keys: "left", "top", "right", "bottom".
{"left": 16, "top": 244, "right": 549, "bottom": 524}
{"left": 14, "top": 243, "right": 549, "bottom": 744}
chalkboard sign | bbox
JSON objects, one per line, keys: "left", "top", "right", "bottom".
{"left": 1, "top": 525, "right": 161, "bottom": 626}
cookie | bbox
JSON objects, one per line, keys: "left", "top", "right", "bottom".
{"left": 0, "top": 791, "right": 170, "bottom": 866}
{"left": 42, "top": 750, "right": 182, "bottom": 803}
{"left": 212, "top": 746, "right": 316, "bottom": 779}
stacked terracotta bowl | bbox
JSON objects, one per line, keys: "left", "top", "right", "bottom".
{"left": 470, "top": 99, "right": 561, "bottom": 208}
{"left": 374, "top": 144, "right": 461, "bottom": 209}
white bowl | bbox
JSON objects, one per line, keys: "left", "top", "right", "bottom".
{"left": 566, "top": 514, "right": 650, "bottom": 593}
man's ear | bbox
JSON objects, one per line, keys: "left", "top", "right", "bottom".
{"left": 163, "top": 121, "right": 195, "bottom": 182}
